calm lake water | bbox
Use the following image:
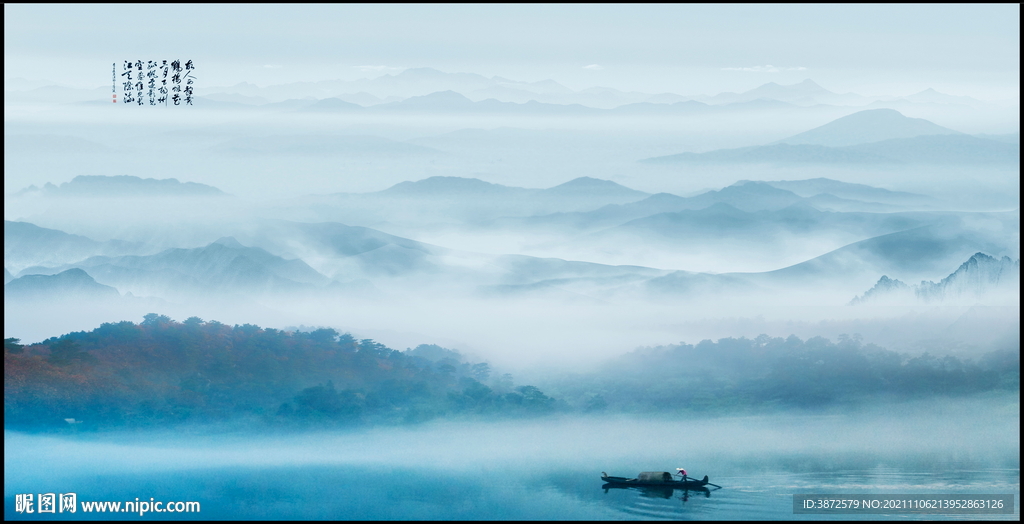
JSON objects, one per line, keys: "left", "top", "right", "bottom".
{"left": 5, "top": 405, "right": 1020, "bottom": 520}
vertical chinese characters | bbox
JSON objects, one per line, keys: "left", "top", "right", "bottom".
{"left": 146, "top": 61, "right": 157, "bottom": 105}
{"left": 116, "top": 60, "right": 193, "bottom": 106}
{"left": 184, "top": 60, "right": 195, "bottom": 105}
{"left": 135, "top": 60, "right": 144, "bottom": 105}
{"left": 159, "top": 60, "right": 169, "bottom": 105}
{"left": 121, "top": 61, "right": 135, "bottom": 104}
{"left": 171, "top": 60, "right": 182, "bottom": 105}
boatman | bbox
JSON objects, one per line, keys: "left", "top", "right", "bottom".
{"left": 676, "top": 468, "right": 688, "bottom": 481}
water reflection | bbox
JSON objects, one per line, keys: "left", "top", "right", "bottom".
{"left": 602, "top": 482, "right": 714, "bottom": 501}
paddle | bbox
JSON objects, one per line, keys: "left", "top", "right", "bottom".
{"left": 679, "top": 475, "right": 722, "bottom": 489}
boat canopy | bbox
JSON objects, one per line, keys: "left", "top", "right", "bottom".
{"left": 637, "top": 471, "right": 674, "bottom": 483}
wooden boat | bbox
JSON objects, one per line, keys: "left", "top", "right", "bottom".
{"left": 601, "top": 471, "right": 711, "bottom": 489}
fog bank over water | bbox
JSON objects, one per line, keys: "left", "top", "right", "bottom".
{"left": 5, "top": 397, "right": 1018, "bottom": 487}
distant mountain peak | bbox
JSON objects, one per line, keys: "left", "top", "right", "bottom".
{"left": 775, "top": 108, "right": 961, "bottom": 147}
{"left": 852, "top": 252, "right": 1020, "bottom": 304}
{"left": 16, "top": 175, "right": 225, "bottom": 197}
{"left": 722, "top": 180, "right": 795, "bottom": 195}
{"left": 544, "top": 177, "right": 648, "bottom": 199}
{"left": 967, "top": 251, "right": 994, "bottom": 263}
{"left": 552, "top": 177, "right": 626, "bottom": 190}
{"left": 408, "top": 90, "right": 472, "bottom": 102}
{"left": 5, "top": 267, "right": 120, "bottom": 299}
{"left": 381, "top": 176, "right": 513, "bottom": 195}
{"left": 213, "top": 237, "right": 246, "bottom": 249}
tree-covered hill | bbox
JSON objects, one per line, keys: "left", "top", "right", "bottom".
{"left": 4, "top": 314, "right": 555, "bottom": 431}
{"left": 5, "top": 316, "right": 1017, "bottom": 432}
{"left": 542, "top": 334, "right": 1019, "bottom": 413}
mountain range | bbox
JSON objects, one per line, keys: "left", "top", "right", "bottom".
{"left": 13, "top": 175, "right": 225, "bottom": 198}
{"left": 643, "top": 109, "right": 1019, "bottom": 165}
{"left": 497, "top": 180, "right": 936, "bottom": 235}
{"left": 277, "top": 176, "right": 652, "bottom": 226}
{"left": 6, "top": 168, "right": 1017, "bottom": 308}
{"left": 774, "top": 108, "right": 961, "bottom": 147}
{"left": 9, "top": 68, "right": 1005, "bottom": 115}
{"left": 15, "top": 238, "right": 332, "bottom": 301}
{"left": 4, "top": 268, "right": 120, "bottom": 301}
{"left": 188, "top": 70, "right": 1000, "bottom": 110}
{"left": 4, "top": 220, "right": 149, "bottom": 274}
{"left": 851, "top": 253, "right": 1020, "bottom": 304}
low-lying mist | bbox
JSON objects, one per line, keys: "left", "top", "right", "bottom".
{"left": 6, "top": 397, "right": 1019, "bottom": 487}
{"left": 5, "top": 294, "right": 1019, "bottom": 370}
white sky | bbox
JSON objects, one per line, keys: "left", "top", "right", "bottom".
{"left": 4, "top": 4, "right": 1020, "bottom": 100}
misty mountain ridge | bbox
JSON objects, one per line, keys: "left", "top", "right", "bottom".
{"left": 543, "top": 177, "right": 649, "bottom": 200}
{"left": 574, "top": 201, "right": 932, "bottom": 274}
{"left": 4, "top": 268, "right": 120, "bottom": 301}
{"left": 744, "top": 178, "right": 935, "bottom": 206}
{"left": 902, "top": 88, "right": 991, "bottom": 107}
{"left": 643, "top": 109, "right": 1018, "bottom": 165}
{"left": 275, "top": 176, "right": 653, "bottom": 227}
{"left": 201, "top": 70, "right": 971, "bottom": 109}
{"left": 756, "top": 223, "right": 1013, "bottom": 285}
{"left": 12, "top": 175, "right": 225, "bottom": 198}
{"left": 4, "top": 220, "right": 150, "bottom": 274}
{"left": 378, "top": 175, "right": 646, "bottom": 201}
{"left": 851, "top": 252, "right": 1020, "bottom": 304}
{"left": 974, "top": 132, "right": 1019, "bottom": 145}
{"left": 774, "top": 108, "right": 962, "bottom": 147}
{"left": 380, "top": 176, "right": 533, "bottom": 198}
{"left": 17, "top": 239, "right": 332, "bottom": 300}
{"left": 637, "top": 217, "right": 1017, "bottom": 301}
{"left": 643, "top": 134, "right": 1018, "bottom": 166}
{"left": 10, "top": 67, "right": 1001, "bottom": 114}
{"left": 507, "top": 179, "right": 905, "bottom": 233}
{"left": 696, "top": 79, "right": 871, "bottom": 107}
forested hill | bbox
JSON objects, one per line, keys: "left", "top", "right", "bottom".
{"left": 5, "top": 317, "right": 1019, "bottom": 432}
{"left": 543, "top": 335, "right": 1019, "bottom": 413}
{"left": 4, "top": 315, "right": 555, "bottom": 431}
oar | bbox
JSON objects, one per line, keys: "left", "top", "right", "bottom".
{"left": 682, "top": 476, "right": 722, "bottom": 489}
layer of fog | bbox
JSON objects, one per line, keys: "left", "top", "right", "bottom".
{"left": 6, "top": 81, "right": 1018, "bottom": 376}
{"left": 4, "top": 101, "right": 1019, "bottom": 201}
{"left": 5, "top": 290, "right": 1018, "bottom": 371}
{"left": 5, "top": 396, "right": 1018, "bottom": 491}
